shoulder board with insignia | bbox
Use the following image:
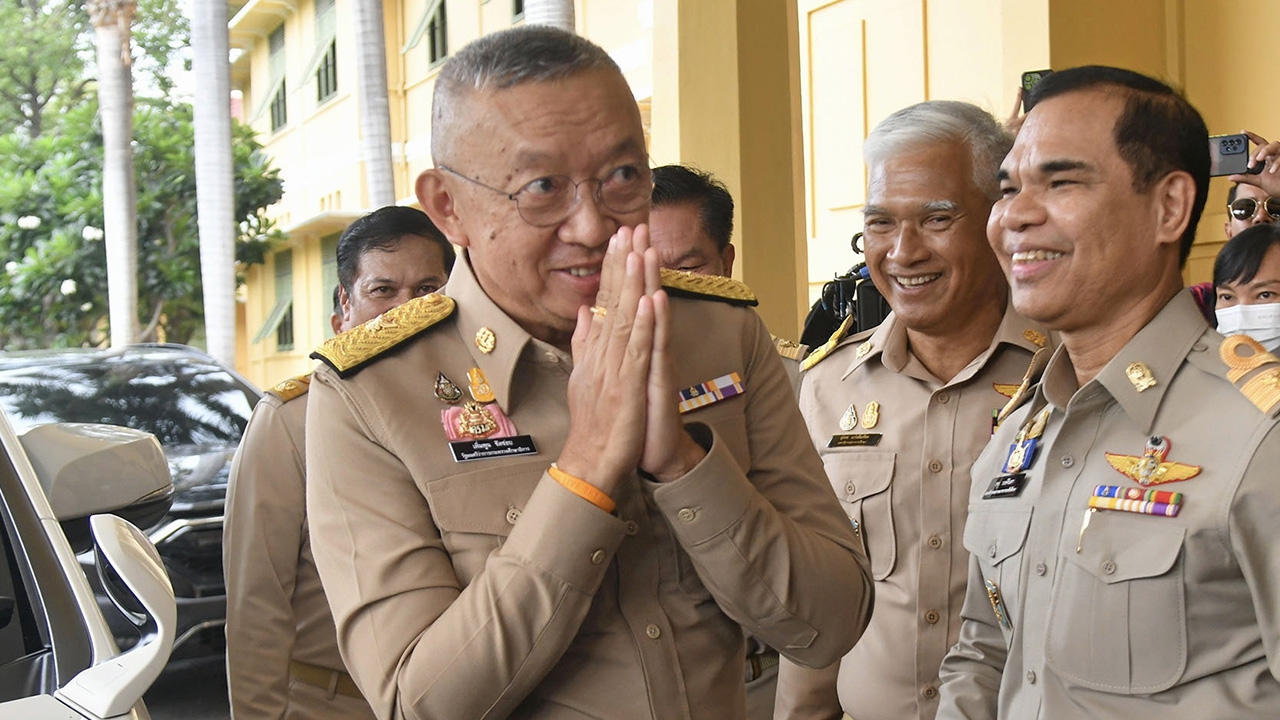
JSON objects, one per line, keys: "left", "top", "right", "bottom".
{"left": 311, "top": 294, "right": 456, "bottom": 378}
{"left": 997, "top": 347, "right": 1052, "bottom": 425}
{"left": 1220, "top": 334, "right": 1280, "bottom": 414}
{"left": 772, "top": 335, "right": 807, "bottom": 362}
{"left": 800, "top": 314, "right": 855, "bottom": 372}
{"left": 266, "top": 374, "right": 311, "bottom": 402}
{"left": 660, "top": 268, "right": 758, "bottom": 307}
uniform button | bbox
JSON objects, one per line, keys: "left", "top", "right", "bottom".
{"left": 505, "top": 507, "right": 521, "bottom": 524}
{"left": 922, "top": 685, "right": 938, "bottom": 700}
{"left": 677, "top": 507, "right": 698, "bottom": 522}
{"left": 927, "top": 535, "right": 943, "bottom": 549}
{"left": 1192, "top": 341, "right": 1208, "bottom": 352}
{"left": 543, "top": 351, "right": 558, "bottom": 362}
{"left": 645, "top": 624, "right": 661, "bottom": 639}
{"left": 928, "top": 460, "right": 943, "bottom": 473}
{"left": 1101, "top": 560, "right": 1116, "bottom": 575}
{"left": 988, "top": 543, "right": 997, "bottom": 558}
{"left": 590, "top": 549, "right": 606, "bottom": 565}
{"left": 1035, "top": 562, "right": 1047, "bottom": 576}
{"left": 1061, "top": 455, "right": 1074, "bottom": 468}
{"left": 936, "top": 392, "right": 951, "bottom": 404}
{"left": 845, "top": 481, "right": 856, "bottom": 496}
{"left": 624, "top": 520, "right": 639, "bottom": 535}
{"left": 925, "top": 610, "right": 940, "bottom": 624}
{"left": 1026, "top": 670, "right": 1037, "bottom": 684}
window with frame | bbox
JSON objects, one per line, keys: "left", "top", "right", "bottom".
{"left": 268, "top": 24, "right": 288, "bottom": 131}
{"left": 321, "top": 233, "right": 340, "bottom": 339}
{"left": 274, "top": 250, "right": 295, "bottom": 351}
{"left": 427, "top": 1, "right": 448, "bottom": 65}
{"left": 314, "top": 0, "right": 337, "bottom": 103}
{"left": 513, "top": 0, "right": 524, "bottom": 20}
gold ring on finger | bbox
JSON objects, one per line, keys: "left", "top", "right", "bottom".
{"left": 590, "top": 305, "right": 608, "bottom": 318}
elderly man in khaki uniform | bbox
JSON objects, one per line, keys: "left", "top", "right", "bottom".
{"left": 936, "top": 66, "right": 1280, "bottom": 719}
{"left": 773, "top": 101, "right": 1048, "bottom": 720}
{"left": 223, "top": 206, "right": 453, "bottom": 719}
{"left": 303, "top": 26, "right": 872, "bottom": 720}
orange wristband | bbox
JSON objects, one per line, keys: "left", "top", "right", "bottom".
{"left": 548, "top": 465, "right": 616, "bottom": 514}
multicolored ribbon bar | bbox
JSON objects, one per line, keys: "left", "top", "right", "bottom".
{"left": 678, "top": 372, "right": 745, "bottom": 414}
{"left": 1092, "top": 485, "right": 1183, "bottom": 506}
{"left": 1087, "top": 496, "right": 1181, "bottom": 517}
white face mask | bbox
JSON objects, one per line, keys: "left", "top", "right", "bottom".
{"left": 1216, "top": 303, "right": 1280, "bottom": 351}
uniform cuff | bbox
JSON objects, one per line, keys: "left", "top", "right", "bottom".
{"left": 650, "top": 425, "right": 756, "bottom": 546}
{"left": 502, "top": 473, "right": 628, "bottom": 592}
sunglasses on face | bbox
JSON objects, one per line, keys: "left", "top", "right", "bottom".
{"left": 1228, "top": 196, "right": 1280, "bottom": 221}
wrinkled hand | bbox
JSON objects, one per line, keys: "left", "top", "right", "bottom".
{"left": 558, "top": 229, "right": 656, "bottom": 496}
{"left": 1229, "top": 130, "right": 1280, "bottom": 197}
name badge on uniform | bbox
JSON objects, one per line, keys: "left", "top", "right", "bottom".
{"left": 982, "top": 473, "right": 1028, "bottom": 500}
{"left": 827, "top": 433, "right": 882, "bottom": 448}
{"left": 449, "top": 435, "right": 539, "bottom": 463}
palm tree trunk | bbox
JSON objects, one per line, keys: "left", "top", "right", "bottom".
{"left": 524, "top": 0, "right": 575, "bottom": 33}
{"left": 191, "top": 0, "right": 236, "bottom": 364}
{"left": 352, "top": 0, "right": 395, "bottom": 207}
{"left": 88, "top": 0, "right": 139, "bottom": 347}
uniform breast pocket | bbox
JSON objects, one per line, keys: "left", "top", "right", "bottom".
{"left": 424, "top": 460, "right": 545, "bottom": 585}
{"left": 963, "top": 507, "right": 1033, "bottom": 634}
{"left": 1046, "top": 520, "right": 1187, "bottom": 694}
{"left": 824, "top": 451, "right": 895, "bottom": 580}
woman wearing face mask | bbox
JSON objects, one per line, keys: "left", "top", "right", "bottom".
{"left": 1214, "top": 222, "right": 1280, "bottom": 350}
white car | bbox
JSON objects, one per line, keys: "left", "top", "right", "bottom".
{"left": 0, "top": 411, "right": 176, "bottom": 718}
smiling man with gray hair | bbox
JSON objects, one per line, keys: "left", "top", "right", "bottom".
{"left": 775, "top": 100, "right": 1050, "bottom": 720}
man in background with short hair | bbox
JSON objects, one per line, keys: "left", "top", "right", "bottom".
{"left": 224, "top": 205, "right": 453, "bottom": 720}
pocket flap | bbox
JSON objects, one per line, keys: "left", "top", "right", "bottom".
{"left": 1067, "top": 519, "right": 1185, "bottom": 584}
{"left": 425, "top": 461, "right": 545, "bottom": 535}
{"left": 827, "top": 451, "right": 894, "bottom": 501}
{"left": 963, "top": 508, "right": 1034, "bottom": 566}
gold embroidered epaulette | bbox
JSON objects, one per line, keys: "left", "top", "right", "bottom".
{"left": 772, "top": 335, "right": 807, "bottom": 362}
{"left": 1220, "top": 334, "right": 1280, "bottom": 414}
{"left": 660, "top": 268, "right": 758, "bottom": 307}
{"left": 800, "top": 314, "right": 855, "bottom": 372}
{"left": 311, "top": 294, "right": 456, "bottom": 378}
{"left": 266, "top": 374, "right": 311, "bottom": 402}
{"left": 997, "top": 347, "right": 1052, "bottom": 425}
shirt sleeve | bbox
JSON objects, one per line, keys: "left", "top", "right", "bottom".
{"left": 223, "top": 397, "right": 307, "bottom": 720}
{"left": 1228, "top": 420, "right": 1280, "bottom": 682}
{"left": 773, "top": 657, "right": 843, "bottom": 720}
{"left": 934, "top": 553, "right": 1006, "bottom": 720}
{"left": 305, "top": 371, "right": 628, "bottom": 720}
{"left": 651, "top": 311, "right": 873, "bottom": 669}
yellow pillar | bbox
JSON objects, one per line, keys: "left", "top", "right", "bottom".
{"left": 652, "top": 0, "right": 807, "bottom": 338}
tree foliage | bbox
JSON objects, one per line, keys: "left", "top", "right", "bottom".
{"left": 0, "top": 99, "right": 284, "bottom": 349}
{"left": 0, "top": 0, "right": 285, "bottom": 349}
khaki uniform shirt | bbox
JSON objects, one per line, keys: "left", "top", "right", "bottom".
{"left": 937, "top": 291, "right": 1280, "bottom": 719}
{"left": 224, "top": 387, "right": 377, "bottom": 720}
{"left": 304, "top": 258, "right": 872, "bottom": 720}
{"left": 775, "top": 307, "right": 1047, "bottom": 720}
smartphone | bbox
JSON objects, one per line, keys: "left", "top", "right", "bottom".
{"left": 1209, "top": 133, "right": 1263, "bottom": 176}
{"left": 1021, "top": 69, "right": 1052, "bottom": 112}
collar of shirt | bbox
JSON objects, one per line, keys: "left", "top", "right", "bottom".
{"left": 840, "top": 299, "right": 1048, "bottom": 385}
{"left": 442, "top": 253, "right": 536, "bottom": 411}
{"left": 1040, "top": 290, "right": 1206, "bottom": 434}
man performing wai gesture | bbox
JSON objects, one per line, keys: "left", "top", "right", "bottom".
{"left": 304, "top": 26, "right": 871, "bottom": 720}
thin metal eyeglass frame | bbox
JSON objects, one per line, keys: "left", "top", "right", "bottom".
{"left": 436, "top": 164, "right": 653, "bottom": 227}
{"left": 1228, "top": 196, "right": 1280, "bottom": 221}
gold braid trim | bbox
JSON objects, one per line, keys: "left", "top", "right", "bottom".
{"left": 1221, "top": 334, "right": 1280, "bottom": 413}
{"left": 660, "top": 268, "right": 758, "bottom": 306}
{"left": 266, "top": 374, "right": 311, "bottom": 402}
{"left": 311, "top": 294, "right": 456, "bottom": 377}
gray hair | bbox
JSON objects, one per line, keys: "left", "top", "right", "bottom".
{"left": 863, "top": 100, "right": 1013, "bottom": 201}
{"left": 431, "top": 26, "right": 621, "bottom": 162}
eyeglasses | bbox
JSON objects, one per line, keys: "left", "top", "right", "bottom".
{"left": 438, "top": 163, "right": 654, "bottom": 228}
{"left": 1228, "top": 196, "right": 1280, "bottom": 221}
